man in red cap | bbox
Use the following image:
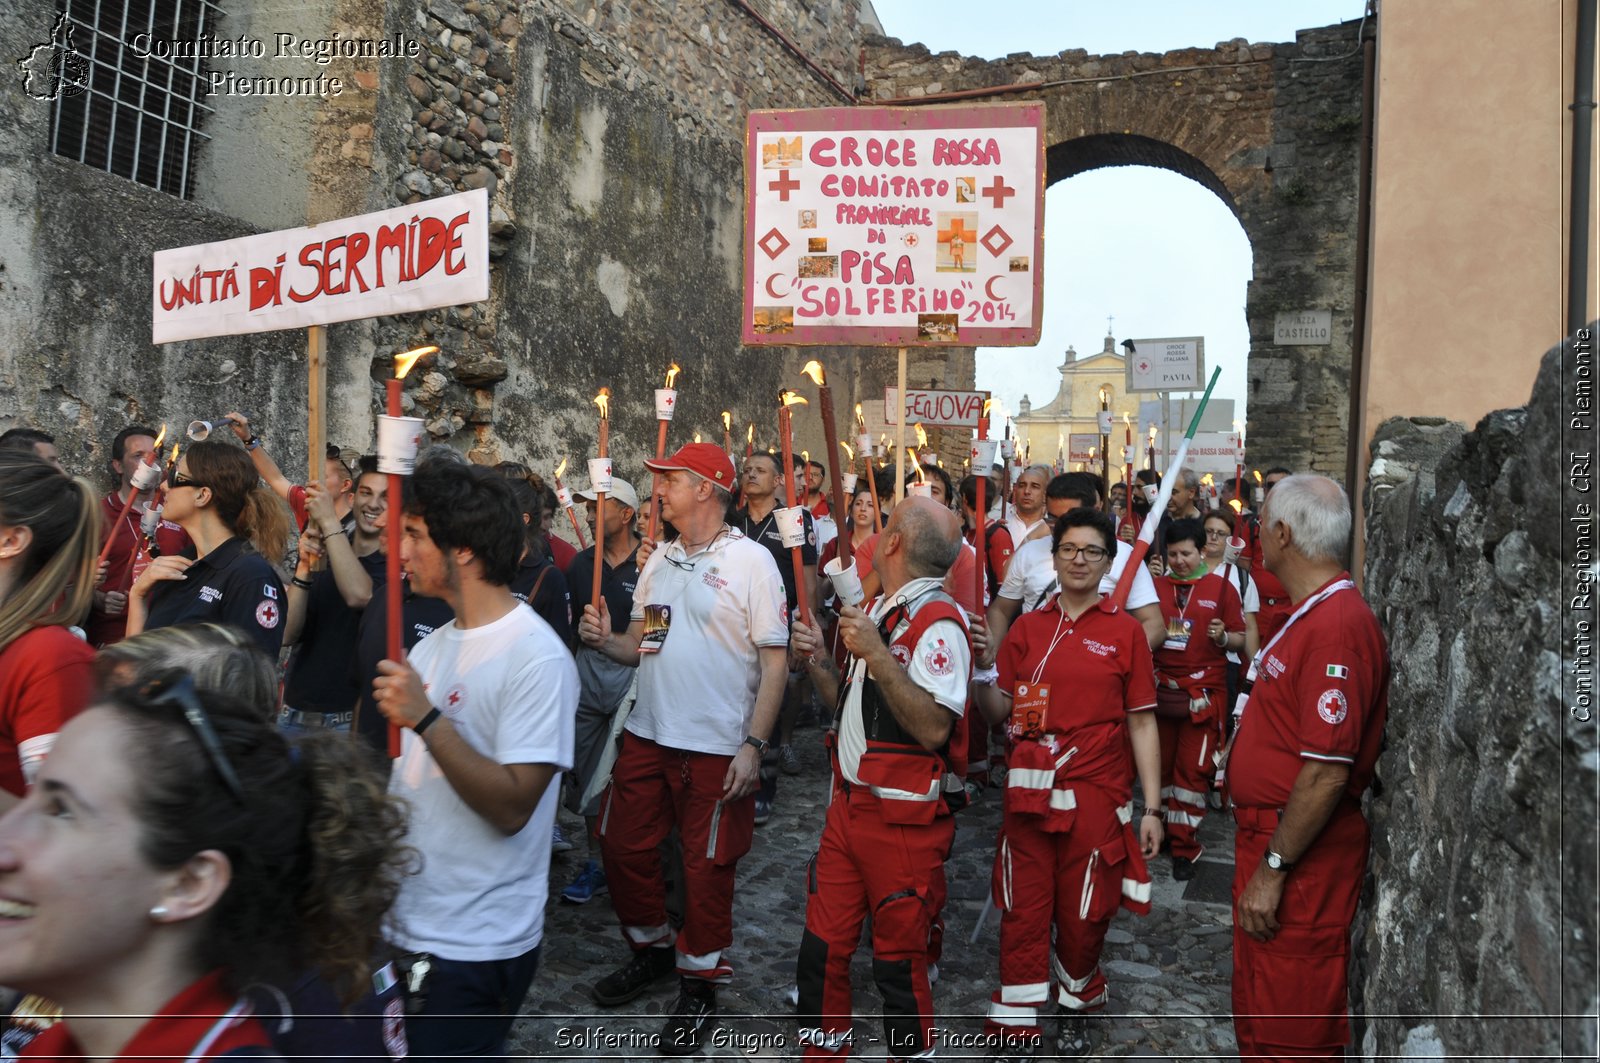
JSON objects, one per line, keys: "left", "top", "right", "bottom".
{"left": 1225, "top": 474, "right": 1389, "bottom": 1061}
{"left": 578, "top": 442, "right": 790, "bottom": 1055}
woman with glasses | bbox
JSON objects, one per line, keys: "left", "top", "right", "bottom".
{"left": 0, "top": 645, "right": 410, "bottom": 1060}
{"left": 124, "top": 440, "right": 292, "bottom": 658}
{"left": 1202, "top": 509, "right": 1262, "bottom": 706}
{"left": 1152, "top": 517, "right": 1246, "bottom": 883}
{"left": 0, "top": 453, "right": 100, "bottom": 811}
{"left": 981, "top": 508, "right": 1162, "bottom": 1060}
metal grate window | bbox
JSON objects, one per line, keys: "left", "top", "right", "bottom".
{"left": 48, "top": 0, "right": 220, "bottom": 199}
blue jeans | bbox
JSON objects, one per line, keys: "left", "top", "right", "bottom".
{"left": 404, "top": 945, "right": 541, "bottom": 1062}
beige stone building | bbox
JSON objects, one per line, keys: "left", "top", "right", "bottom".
{"left": 1012, "top": 333, "right": 1138, "bottom": 477}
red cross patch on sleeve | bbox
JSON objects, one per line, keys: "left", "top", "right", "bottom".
{"left": 255, "top": 600, "right": 280, "bottom": 629}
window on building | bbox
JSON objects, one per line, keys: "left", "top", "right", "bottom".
{"left": 48, "top": 0, "right": 217, "bottom": 199}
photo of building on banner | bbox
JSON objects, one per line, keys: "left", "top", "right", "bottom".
{"left": 742, "top": 103, "right": 1044, "bottom": 348}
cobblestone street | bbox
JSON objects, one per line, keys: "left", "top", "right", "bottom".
{"left": 511, "top": 730, "right": 1239, "bottom": 1061}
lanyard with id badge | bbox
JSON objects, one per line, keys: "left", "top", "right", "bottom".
{"left": 1213, "top": 578, "right": 1355, "bottom": 781}
{"left": 1010, "top": 602, "right": 1078, "bottom": 739}
{"left": 637, "top": 532, "right": 728, "bottom": 655}
{"left": 1162, "top": 581, "right": 1198, "bottom": 651}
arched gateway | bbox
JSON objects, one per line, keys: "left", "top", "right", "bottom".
{"left": 864, "top": 20, "right": 1367, "bottom": 475}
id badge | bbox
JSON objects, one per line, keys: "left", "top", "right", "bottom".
{"left": 1011, "top": 681, "right": 1051, "bottom": 738}
{"left": 638, "top": 604, "right": 672, "bottom": 655}
{"left": 1162, "top": 617, "right": 1192, "bottom": 652}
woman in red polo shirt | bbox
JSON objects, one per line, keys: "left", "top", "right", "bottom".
{"left": 983, "top": 508, "right": 1163, "bottom": 1060}
{"left": 1153, "top": 517, "right": 1245, "bottom": 881}
{"left": 0, "top": 453, "right": 99, "bottom": 805}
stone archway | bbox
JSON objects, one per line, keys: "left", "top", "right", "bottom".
{"left": 864, "top": 21, "right": 1367, "bottom": 474}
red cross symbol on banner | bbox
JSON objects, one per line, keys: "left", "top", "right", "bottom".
{"left": 937, "top": 217, "right": 975, "bottom": 245}
{"left": 769, "top": 170, "right": 801, "bottom": 201}
{"left": 981, "top": 175, "right": 1015, "bottom": 208}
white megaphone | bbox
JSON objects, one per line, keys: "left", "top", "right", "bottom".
{"left": 186, "top": 415, "right": 242, "bottom": 442}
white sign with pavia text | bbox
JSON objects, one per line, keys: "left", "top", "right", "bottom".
{"left": 1125, "top": 336, "right": 1205, "bottom": 393}
{"left": 152, "top": 188, "right": 489, "bottom": 343}
{"left": 883, "top": 386, "right": 990, "bottom": 429}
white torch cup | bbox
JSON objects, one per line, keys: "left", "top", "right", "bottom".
{"left": 587, "top": 458, "right": 614, "bottom": 494}
{"left": 841, "top": 471, "right": 858, "bottom": 496}
{"left": 130, "top": 460, "right": 163, "bottom": 492}
{"left": 654, "top": 389, "right": 678, "bottom": 421}
{"left": 1141, "top": 483, "right": 1159, "bottom": 505}
{"left": 825, "top": 556, "right": 864, "bottom": 608}
{"left": 1224, "top": 536, "right": 1246, "bottom": 565}
{"left": 1000, "top": 439, "right": 1017, "bottom": 461}
{"left": 376, "top": 416, "right": 425, "bottom": 474}
{"left": 774, "top": 506, "right": 807, "bottom": 549}
{"left": 972, "top": 438, "right": 1000, "bottom": 470}
{"left": 908, "top": 483, "right": 934, "bottom": 498}
{"left": 555, "top": 484, "right": 575, "bottom": 510}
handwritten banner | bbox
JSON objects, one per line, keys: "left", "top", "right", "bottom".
{"left": 152, "top": 188, "right": 489, "bottom": 343}
{"left": 883, "top": 386, "right": 990, "bottom": 429}
{"left": 743, "top": 103, "right": 1044, "bottom": 347}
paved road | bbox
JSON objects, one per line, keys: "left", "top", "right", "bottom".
{"left": 512, "top": 729, "right": 1239, "bottom": 1060}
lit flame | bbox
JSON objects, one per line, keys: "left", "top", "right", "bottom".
{"left": 1124, "top": 413, "right": 1132, "bottom": 427}
{"left": 1089, "top": 446, "right": 1097, "bottom": 460}
{"left": 802, "top": 449, "right": 809, "bottom": 464}
{"left": 694, "top": 431, "right": 702, "bottom": 444}
{"left": 152, "top": 424, "right": 167, "bottom": 450}
{"left": 721, "top": 410, "right": 732, "bottom": 432}
{"left": 780, "top": 389, "right": 809, "bottom": 408}
{"left": 983, "top": 398, "right": 995, "bottom": 416}
{"left": 1253, "top": 470, "right": 1263, "bottom": 484}
{"left": 1229, "top": 499, "right": 1244, "bottom": 513}
{"left": 555, "top": 456, "right": 569, "bottom": 480}
{"left": 747, "top": 424, "right": 755, "bottom": 445}
{"left": 912, "top": 460, "right": 926, "bottom": 484}
{"left": 394, "top": 345, "right": 437, "bottom": 380}
{"left": 167, "top": 444, "right": 179, "bottom": 465}
{"left": 801, "top": 360, "right": 826, "bottom": 387}
{"left": 1098, "top": 384, "right": 1110, "bottom": 403}
{"left": 1201, "top": 473, "right": 1215, "bottom": 488}
{"left": 840, "top": 441, "right": 854, "bottom": 461}
{"left": 914, "top": 423, "right": 927, "bottom": 448}
{"left": 854, "top": 403, "right": 866, "bottom": 429}
{"left": 594, "top": 388, "right": 611, "bottom": 419}
{"left": 665, "top": 363, "right": 681, "bottom": 388}
{"left": 1148, "top": 424, "right": 1157, "bottom": 443}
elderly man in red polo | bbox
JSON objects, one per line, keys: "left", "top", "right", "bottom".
{"left": 1223, "top": 474, "right": 1389, "bottom": 1061}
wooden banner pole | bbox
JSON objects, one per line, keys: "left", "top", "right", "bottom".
{"left": 307, "top": 325, "right": 327, "bottom": 484}
{"left": 894, "top": 346, "right": 907, "bottom": 503}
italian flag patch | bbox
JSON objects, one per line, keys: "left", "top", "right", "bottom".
{"left": 1326, "top": 664, "right": 1349, "bottom": 679}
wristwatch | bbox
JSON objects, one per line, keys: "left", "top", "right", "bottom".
{"left": 1264, "top": 849, "right": 1295, "bottom": 873}
{"left": 744, "top": 735, "right": 769, "bottom": 755}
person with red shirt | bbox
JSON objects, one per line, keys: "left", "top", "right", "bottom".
{"left": 86, "top": 426, "right": 191, "bottom": 647}
{"left": 1239, "top": 467, "right": 1295, "bottom": 644}
{"left": 1153, "top": 517, "right": 1245, "bottom": 880}
{"left": 1222, "top": 475, "right": 1389, "bottom": 1062}
{"left": 802, "top": 459, "right": 832, "bottom": 518}
{"left": 1, "top": 660, "right": 409, "bottom": 1062}
{"left": 981, "top": 508, "right": 1163, "bottom": 1060}
{"left": 0, "top": 454, "right": 99, "bottom": 810}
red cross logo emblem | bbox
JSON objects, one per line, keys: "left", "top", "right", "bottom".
{"left": 255, "top": 600, "right": 280, "bottom": 629}
{"left": 931, "top": 650, "right": 950, "bottom": 671}
{"left": 448, "top": 690, "right": 461, "bottom": 705}
{"left": 443, "top": 683, "right": 468, "bottom": 715}
{"left": 981, "top": 175, "right": 1015, "bottom": 208}
{"left": 768, "top": 170, "right": 801, "bottom": 201}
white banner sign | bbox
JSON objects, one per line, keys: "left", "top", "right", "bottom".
{"left": 1153, "top": 432, "right": 1239, "bottom": 476}
{"left": 152, "top": 188, "right": 490, "bottom": 343}
{"left": 1125, "top": 336, "right": 1205, "bottom": 393}
{"left": 1274, "top": 310, "right": 1332, "bottom": 345}
{"left": 883, "top": 386, "right": 989, "bottom": 428}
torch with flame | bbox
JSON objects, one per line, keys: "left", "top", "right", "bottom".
{"left": 746, "top": 422, "right": 756, "bottom": 458}
{"left": 380, "top": 345, "right": 436, "bottom": 759}
{"left": 552, "top": 457, "right": 588, "bottom": 548}
{"left": 647, "top": 368, "right": 680, "bottom": 541}
{"left": 1232, "top": 420, "right": 1246, "bottom": 509}
{"left": 1146, "top": 423, "right": 1158, "bottom": 471}
{"left": 800, "top": 360, "right": 848, "bottom": 523}
{"left": 776, "top": 389, "right": 813, "bottom": 622}
{"left": 590, "top": 388, "right": 612, "bottom": 612}
{"left": 722, "top": 410, "right": 734, "bottom": 455}
{"left": 1253, "top": 469, "right": 1264, "bottom": 508}
{"left": 99, "top": 424, "right": 168, "bottom": 569}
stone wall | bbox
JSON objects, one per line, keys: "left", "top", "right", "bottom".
{"left": 862, "top": 23, "right": 1366, "bottom": 477}
{"left": 1356, "top": 337, "right": 1588, "bottom": 1056}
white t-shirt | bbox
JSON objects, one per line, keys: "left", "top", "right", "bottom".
{"left": 389, "top": 605, "right": 577, "bottom": 961}
{"left": 998, "top": 536, "right": 1159, "bottom": 613}
{"left": 628, "top": 529, "right": 789, "bottom": 756}
{"left": 1003, "top": 512, "right": 1046, "bottom": 551}
{"left": 837, "top": 577, "right": 970, "bottom": 785}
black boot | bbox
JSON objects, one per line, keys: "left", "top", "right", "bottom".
{"left": 1055, "top": 1011, "right": 1095, "bottom": 1057}
{"left": 591, "top": 946, "right": 675, "bottom": 1006}
{"left": 660, "top": 976, "right": 718, "bottom": 1056}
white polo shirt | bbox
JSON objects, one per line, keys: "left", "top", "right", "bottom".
{"left": 628, "top": 528, "right": 789, "bottom": 756}
{"left": 998, "top": 536, "right": 1159, "bottom": 614}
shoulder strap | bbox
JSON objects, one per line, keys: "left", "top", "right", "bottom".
{"left": 529, "top": 565, "right": 551, "bottom": 603}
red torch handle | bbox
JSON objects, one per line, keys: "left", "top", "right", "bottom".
{"left": 816, "top": 384, "right": 849, "bottom": 533}
{"left": 647, "top": 419, "right": 668, "bottom": 541}
{"left": 96, "top": 486, "right": 145, "bottom": 569}
{"left": 591, "top": 420, "right": 609, "bottom": 613}
{"left": 974, "top": 419, "right": 988, "bottom": 611}
{"left": 384, "top": 379, "right": 403, "bottom": 760}
{"left": 779, "top": 407, "right": 811, "bottom": 623}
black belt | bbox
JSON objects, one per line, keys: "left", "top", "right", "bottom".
{"left": 278, "top": 706, "right": 354, "bottom": 728}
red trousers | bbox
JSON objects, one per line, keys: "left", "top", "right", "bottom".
{"left": 1232, "top": 804, "right": 1368, "bottom": 1061}
{"left": 985, "top": 790, "right": 1135, "bottom": 1038}
{"left": 1156, "top": 699, "right": 1221, "bottom": 859}
{"left": 599, "top": 733, "right": 754, "bottom": 983}
{"left": 796, "top": 782, "right": 954, "bottom": 1061}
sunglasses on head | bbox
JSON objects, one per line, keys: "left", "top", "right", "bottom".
{"left": 138, "top": 674, "right": 245, "bottom": 802}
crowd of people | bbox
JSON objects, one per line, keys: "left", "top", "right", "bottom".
{"left": 0, "top": 417, "right": 1388, "bottom": 1063}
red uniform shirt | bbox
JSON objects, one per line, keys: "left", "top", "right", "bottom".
{"left": 966, "top": 520, "right": 1015, "bottom": 600}
{"left": 1241, "top": 516, "right": 1293, "bottom": 644}
{"left": 1227, "top": 573, "right": 1389, "bottom": 809}
{"left": 19, "top": 969, "right": 270, "bottom": 1060}
{"left": 1152, "top": 569, "right": 1243, "bottom": 689}
{"left": 997, "top": 597, "right": 1157, "bottom": 786}
{"left": 545, "top": 531, "right": 578, "bottom": 572}
{"left": 0, "top": 627, "right": 94, "bottom": 796}
{"left": 855, "top": 533, "right": 980, "bottom": 615}
{"left": 86, "top": 492, "right": 191, "bottom": 647}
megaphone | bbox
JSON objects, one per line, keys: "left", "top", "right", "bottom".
{"left": 186, "top": 416, "right": 241, "bottom": 442}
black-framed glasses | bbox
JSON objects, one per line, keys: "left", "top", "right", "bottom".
{"left": 141, "top": 674, "right": 245, "bottom": 802}
{"left": 1205, "top": 529, "right": 1229, "bottom": 539}
{"left": 168, "top": 472, "right": 207, "bottom": 491}
{"left": 1055, "top": 544, "right": 1109, "bottom": 562}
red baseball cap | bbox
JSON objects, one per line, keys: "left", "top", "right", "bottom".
{"left": 644, "top": 442, "right": 737, "bottom": 487}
